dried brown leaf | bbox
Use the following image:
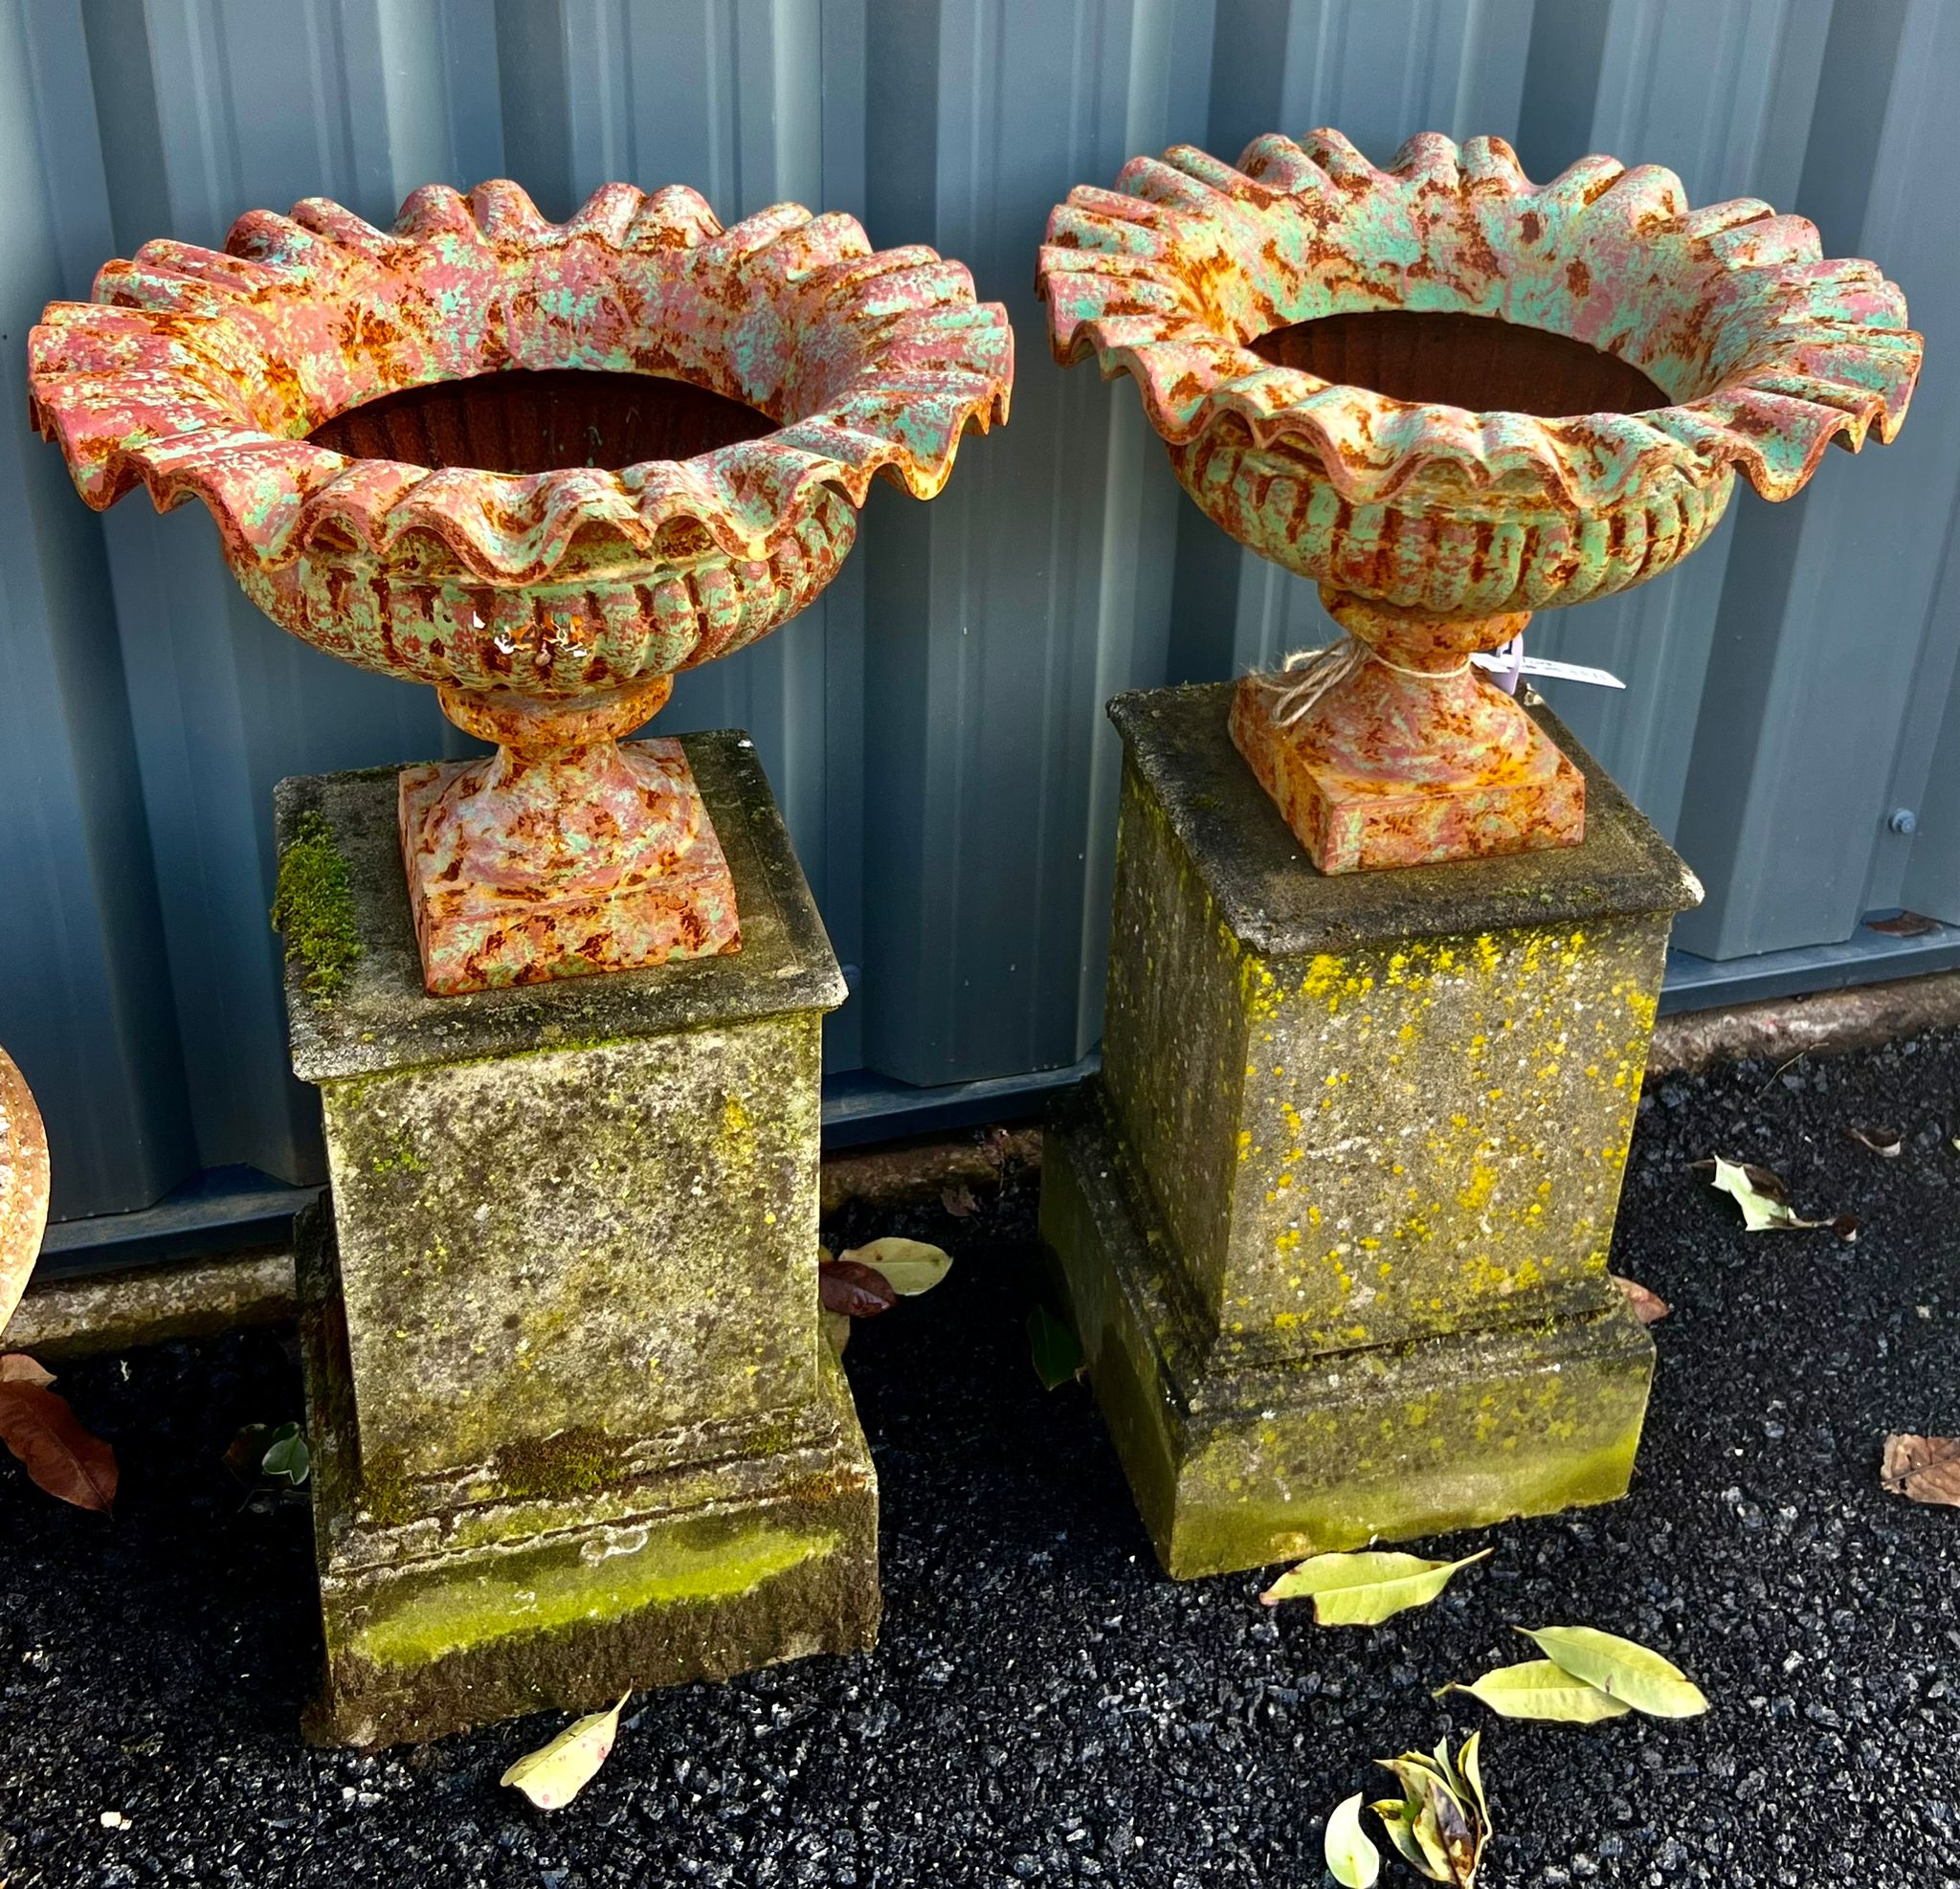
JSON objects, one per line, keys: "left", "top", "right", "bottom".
{"left": 1612, "top": 1277, "right": 1670, "bottom": 1324}
{"left": 941, "top": 1184, "right": 979, "bottom": 1217}
{"left": 818, "top": 1259, "right": 898, "bottom": 1320}
{"left": 1865, "top": 910, "right": 1938, "bottom": 937}
{"left": 1881, "top": 1433, "right": 1960, "bottom": 1507}
{"left": 0, "top": 1381, "right": 117, "bottom": 1512}
{"left": 0, "top": 1353, "right": 55, "bottom": 1387}
{"left": 1848, "top": 1123, "right": 1904, "bottom": 1159}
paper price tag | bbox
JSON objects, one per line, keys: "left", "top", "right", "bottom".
{"left": 1473, "top": 653, "right": 1626, "bottom": 690}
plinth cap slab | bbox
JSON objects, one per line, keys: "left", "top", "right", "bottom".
{"left": 1109, "top": 681, "right": 1701, "bottom": 958}
{"left": 277, "top": 728, "right": 843, "bottom": 1083}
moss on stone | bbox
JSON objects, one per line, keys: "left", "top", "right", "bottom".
{"left": 492, "top": 1426, "right": 617, "bottom": 1501}
{"left": 272, "top": 809, "right": 362, "bottom": 999}
{"left": 351, "top": 1521, "right": 842, "bottom": 1670}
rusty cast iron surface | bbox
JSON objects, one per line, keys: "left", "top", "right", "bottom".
{"left": 0, "top": 1050, "right": 50, "bottom": 1336}
{"left": 30, "top": 180, "right": 1013, "bottom": 990}
{"left": 1037, "top": 130, "right": 1920, "bottom": 872}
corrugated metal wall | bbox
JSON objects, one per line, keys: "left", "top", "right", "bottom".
{"left": 3, "top": 0, "right": 1955, "bottom": 1231}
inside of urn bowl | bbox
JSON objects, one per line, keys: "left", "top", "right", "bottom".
{"left": 1251, "top": 310, "right": 1670, "bottom": 418}
{"left": 307, "top": 367, "right": 775, "bottom": 474}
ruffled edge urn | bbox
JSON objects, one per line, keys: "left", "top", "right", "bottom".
{"left": 1037, "top": 130, "right": 1918, "bottom": 512}
{"left": 0, "top": 1050, "right": 50, "bottom": 1333}
{"left": 29, "top": 179, "right": 1013, "bottom": 587}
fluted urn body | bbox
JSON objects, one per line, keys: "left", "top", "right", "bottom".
{"left": 31, "top": 181, "right": 1012, "bottom": 990}
{"left": 1039, "top": 131, "right": 1918, "bottom": 872}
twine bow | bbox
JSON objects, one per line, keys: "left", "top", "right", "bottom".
{"left": 1258, "top": 633, "right": 1474, "bottom": 726}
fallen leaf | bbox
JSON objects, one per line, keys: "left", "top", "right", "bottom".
{"left": 1612, "top": 1276, "right": 1670, "bottom": 1324}
{"left": 818, "top": 1259, "right": 897, "bottom": 1320}
{"left": 821, "top": 1309, "right": 853, "bottom": 1357}
{"left": 1848, "top": 1123, "right": 1903, "bottom": 1158}
{"left": 1865, "top": 910, "right": 1938, "bottom": 937}
{"left": 1440, "top": 1656, "right": 1632, "bottom": 1722}
{"left": 839, "top": 1237, "right": 952, "bottom": 1297}
{"left": 941, "top": 1184, "right": 978, "bottom": 1217}
{"left": 0, "top": 1382, "right": 117, "bottom": 1512}
{"left": 1028, "top": 1303, "right": 1084, "bottom": 1389}
{"left": 1703, "top": 1155, "right": 1840, "bottom": 1234}
{"left": 1880, "top": 1433, "right": 1960, "bottom": 1507}
{"left": 259, "top": 1422, "right": 310, "bottom": 1486}
{"left": 1520, "top": 1626, "right": 1707, "bottom": 1718}
{"left": 1370, "top": 1733, "right": 1489, "bottom": 1885}
{"left": 0, "top": 1354, "right": 55, "bottom": 1387}
{"left": 500, "top": 1695, "right": 629, "bottom": 1810}
{"left": 1324, "top": 1790, "right": 1380, "bottom": 1888}
{"left": 1259, "top": 1546, "right": 1491, "bottom": 1625}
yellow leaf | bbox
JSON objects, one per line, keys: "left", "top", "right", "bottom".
{"left": 1324, "top": 1790, "right": 1380, "bottom": 1887}
{"left": 1440, "top": 1656, "right": 1632, "bottom": 1722}
{"left": 1521, "top": 1626, "right": 1708, "bottom": 1718}
{"left": 1259, "top": 1546, "right": 1490, "bottom": 1625}
{"left": 500, "top": 1695, "right": 629, "bottom": 1810}
{"left": 840, "top": 1237, "right": 952, "bottom": 1296}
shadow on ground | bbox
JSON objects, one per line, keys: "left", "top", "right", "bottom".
{"left": 2, "top": 1033, "right": 1958, "bottom": 1887}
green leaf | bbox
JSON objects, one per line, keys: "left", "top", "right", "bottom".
{"left": 259, "top": 1421, "right": 310, "bottom": 1486}
{"left": 1371, "top": 1738, "right": 1490, "bottom": 1886}
{"left": 1459, "top": 1730, "right": 1490, "bottom": 1833}
{"left": 1324, "top": 1791, "right": 1379, "bottom": 1888}
{"left": 501, "top": 1695, "right": 629, "bottom": 1810}
{"left": 1370, "top": 1799, "right": 1432, "bottom": 1877}
{"left": 840, "top": 1237, "right": 952, "bottom": 1297}
{"left": 1521, "top": 1626, "right": 1709, "bottom": 1719}
{"left": 1027, "top": 1304, "right": 1084, "bottom": 1390}
{"left": 1441, "top": 1656, "right": 1633, "bottom": 1722}
{"left": 1258, "top": 1546, "right": 1491, "bottom": 1625}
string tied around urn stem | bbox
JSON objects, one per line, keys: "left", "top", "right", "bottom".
{"left": 1258, "top": 626, "right": 1476, "bottom": 728}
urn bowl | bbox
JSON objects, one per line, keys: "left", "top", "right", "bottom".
{"left": 1038, "top": 131, "right": 1918, "bottom": 872}
{"left": 32, "top": 180, "right": 1013, "bottom": 989}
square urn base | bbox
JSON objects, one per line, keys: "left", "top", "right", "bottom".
{"left": 398, "top": 736, "right": 742, "bottom": 997}
{"left": 1045, "top": 682, "right": 1702, "bottom": 1579}
{"left": 1229, "top": 672, "right": 1586, "bottom": 872}
{"left": 276, "top": 731, "right": 871, "bottom": 1747}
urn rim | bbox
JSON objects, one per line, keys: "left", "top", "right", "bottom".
{"left": 28, "top": 179, "right": 1013, "bottom": 592}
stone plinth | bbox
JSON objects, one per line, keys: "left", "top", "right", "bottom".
{"left": 276, "top": 732, "right": 876, "bottom": 1747}
{"left": 1041, "top": 681, "right": 1702, "bottom": 1579}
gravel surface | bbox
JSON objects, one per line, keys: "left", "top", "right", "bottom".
{"left": 2, "top": 1031, "right": 1957, "bottom": 1888}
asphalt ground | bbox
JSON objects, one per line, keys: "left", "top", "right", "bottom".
{"left": 1, "top": 1029, "right": 1956, "bottom": 1888}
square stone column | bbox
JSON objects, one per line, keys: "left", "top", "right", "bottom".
{"left": 1041, "top": 682, "right": 1702, "bottom": 1579}
{"left": 276, "top": 732, "right": 876, "bottom": 1747}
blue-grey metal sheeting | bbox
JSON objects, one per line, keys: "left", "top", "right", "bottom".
{"left": 3, "top": 0, "right": 1955, "bottom": 1231}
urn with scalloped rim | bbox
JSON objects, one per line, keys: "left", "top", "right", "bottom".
{"left": 1038, "top": 130, "right": 1918, "bottom": 872}
{"left": 30, "top": 181, "right": 1012, "bottom": 992}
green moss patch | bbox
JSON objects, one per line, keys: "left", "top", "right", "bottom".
{"left": 272, "top": 810, "right": 361, "bottom": 999}
{"left": 352, "top": 1521, "right": 840, "bottom": 1669}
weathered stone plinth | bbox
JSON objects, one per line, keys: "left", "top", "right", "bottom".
{"left": 1042, "top": 682, "right": 1702, "bottom": 1579}
{"left": 276, "top": 732, "right": 876, "bottom": 1747}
